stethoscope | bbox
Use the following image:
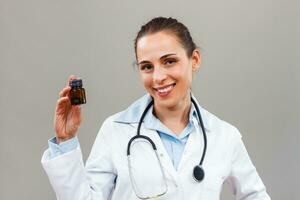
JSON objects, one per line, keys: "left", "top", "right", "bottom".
{"left": 127, "top": 96, "right": 207, "bottom": 199}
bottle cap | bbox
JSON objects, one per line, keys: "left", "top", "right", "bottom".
{"left": 69, "top": 79, "right": 82, "bottom": 87}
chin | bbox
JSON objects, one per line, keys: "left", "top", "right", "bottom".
{"left": 153, "top": 96, "right": 179, "bottom": 109}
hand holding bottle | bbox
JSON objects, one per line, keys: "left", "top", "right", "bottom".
{"left": 54, "top": 75, "right": 82, "bottom": 143}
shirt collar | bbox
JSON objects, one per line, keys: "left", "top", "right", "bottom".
{"left": 143, "top": 103, "right": 197, "bottom": 139}
{"left": 113, "top": 93, "right": 211, "bottom": 132}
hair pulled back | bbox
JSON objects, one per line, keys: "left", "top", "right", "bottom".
{"left": 134, "top": 17, "right": 197, "bottom": 59}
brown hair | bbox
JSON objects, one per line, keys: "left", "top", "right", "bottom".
{"left": 134, "top": 17, "right": 197, "bottom": 60}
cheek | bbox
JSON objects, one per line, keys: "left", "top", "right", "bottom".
{"left": 140, "top": 74, "right": 152, "bottom": 89}
{"left": 175, "top": 66, "right": 193, "bottom": 86}
{"left": 186, "top": 73, "right": 193, "bottom": 88}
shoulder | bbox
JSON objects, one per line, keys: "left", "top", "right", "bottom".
{"left": 190, "top": 93, "right": 241, "bottom": 141}
{"left": 201, "top": 106, "right": 242, "bottom": 141}
{"left": 100, "top": 94, "right": 242, "bottom": 141}
{"left": 98, "top": 93, "right": 151, "bottom": 130}
{"left": 106, "top": 93, "right": 152, "bottom": 123}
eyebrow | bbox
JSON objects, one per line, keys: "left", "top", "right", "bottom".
{"left": 137, "top": 53, "right": 177, "bottom": 65}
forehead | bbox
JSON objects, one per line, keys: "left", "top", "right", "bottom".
{"left": 136, "top": 31, "right": 186, "bottom": 61}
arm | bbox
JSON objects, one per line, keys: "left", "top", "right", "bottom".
{"left": 225, "top": 135, "right": 271, "bottom": 200}
{"left": 41, "top": 118, "right": 117, "bottom": 200}
{"left": 47, "top": 136, "right": 79, "bottom": 159}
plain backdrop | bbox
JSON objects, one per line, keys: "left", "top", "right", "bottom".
{"left": 1, "top": 0, "right": 299, "bottom": 199}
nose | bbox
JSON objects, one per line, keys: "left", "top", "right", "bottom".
{"left": 152, "top": 66, "right": 167, "bottom": 84}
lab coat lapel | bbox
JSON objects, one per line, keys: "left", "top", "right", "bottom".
{"left": 177, "top": 121, "right": 205, "bottom": 173}
{"left": 135, "top": 123, "right": 179, "bottom": 183}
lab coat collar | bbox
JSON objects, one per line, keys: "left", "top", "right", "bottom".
{"left": 113, "top": 93, "right": 211, "bottom": 132}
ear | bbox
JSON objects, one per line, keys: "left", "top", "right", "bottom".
{"left": 191, "top": 49, "right": 201, "bottom": 71}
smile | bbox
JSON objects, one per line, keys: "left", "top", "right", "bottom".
{"left": 153, "top": 83, "right": 176, "bottom": 97}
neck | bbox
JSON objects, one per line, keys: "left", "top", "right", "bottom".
{"left": 153, "top": 93, "right": 191, "bottom": 135}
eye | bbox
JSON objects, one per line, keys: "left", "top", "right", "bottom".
{"left": 164, "top": 59, "right": 177, "bottom": 66}
{"left": 140, "top": 64, "right": 153, "bottom": 72}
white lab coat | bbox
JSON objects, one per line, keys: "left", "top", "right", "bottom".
{"left": 41, "top": 94, "right": 271, "bottom": 200}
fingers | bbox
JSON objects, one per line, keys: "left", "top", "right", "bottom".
{"left": 59, "top": 86, "right": 71, "bottom": 98}
{"left": 58, "top": 75, "right": 77, "bottom": 99}
{"left": 58, "top": 88, "right": 69, "bottom": 99}
{"left": 67, "top": 75, "right": 78, "bottom": 87}
{"left": 56, "top": 96, "right": 70, "bottom": 104}
{"left": 56, "top": 97, "right": 70, "bottom": 111}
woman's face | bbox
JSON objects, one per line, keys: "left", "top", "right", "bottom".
{"left": 136, "top": 31, "right": 200, "bottom": 109}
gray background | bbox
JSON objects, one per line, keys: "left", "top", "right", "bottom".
{"left": 1, "top": 0, "right": 299, "bottom": 199}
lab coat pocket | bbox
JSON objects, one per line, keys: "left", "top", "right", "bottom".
{"left": 201, "top": 164, "right": 225, "bottom": 200}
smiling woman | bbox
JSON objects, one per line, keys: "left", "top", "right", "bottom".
{"left": 136, "top": 30, "right": 200, "bottom": 134}
{"left": 41, "top": 17, "right": 271, "bottom": 200}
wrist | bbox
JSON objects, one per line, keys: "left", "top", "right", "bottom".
{"left": 56, "top": 136, "right": 75, "bottom": 144}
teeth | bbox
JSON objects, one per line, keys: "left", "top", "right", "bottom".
{"left": 157, "top": 84, "right": 174, "bottom": 93}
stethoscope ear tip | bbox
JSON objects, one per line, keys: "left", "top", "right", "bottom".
{"left": 193, "top": 165, "right": 205, "bottom": 182}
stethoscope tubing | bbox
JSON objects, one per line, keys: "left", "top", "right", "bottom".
{"left": 191, "top": 97, "right": 207, "bottom": 166}
{"left": 127, "top": 95, "right": 207, "bottom": 184}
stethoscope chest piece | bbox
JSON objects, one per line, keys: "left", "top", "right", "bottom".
{"left": 193, "top": 165, "right": 205, "bottom": 182}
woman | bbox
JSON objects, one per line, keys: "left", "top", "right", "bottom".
{"left": 42, "top": 17, "right": 271, "bottom": 200}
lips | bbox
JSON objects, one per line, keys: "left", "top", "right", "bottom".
{"left": 153, "top": 83, "right": 176, "bottom": 97}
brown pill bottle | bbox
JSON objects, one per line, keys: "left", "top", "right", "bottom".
{"left": 69, "top": 79, "right": 86, "bottom": 105}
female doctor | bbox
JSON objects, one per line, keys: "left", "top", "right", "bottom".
{"left": 41, "top": 17, "right": 271, "bottom": 200}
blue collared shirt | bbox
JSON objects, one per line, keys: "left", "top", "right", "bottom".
{"left": 142, "top": 104, "right": 197, "bottom": 170}
{"left": 48, "top": 94, "right": 198, "bottom": 170}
